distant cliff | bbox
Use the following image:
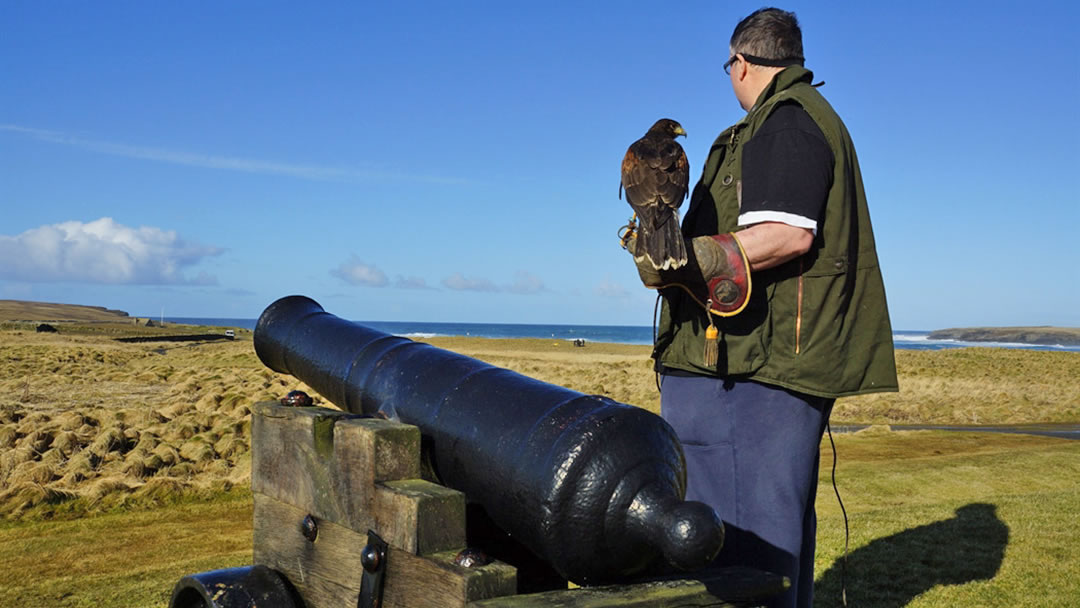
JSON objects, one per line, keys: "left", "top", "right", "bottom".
{"left": 0, "top": 299, "right": 130, "bottom": 322}
{"left": 928, "top": 327, "right": 1080, "bottom": 346}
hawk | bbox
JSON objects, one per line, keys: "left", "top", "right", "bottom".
{"left": 620, "top": 118, "right": 690, "bottom": 270}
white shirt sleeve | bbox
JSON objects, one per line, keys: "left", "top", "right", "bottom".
{"left": 738, "top": 210, "right": 818, "bottom": 235}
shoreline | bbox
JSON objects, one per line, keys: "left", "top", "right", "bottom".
{"left": 4, "top": 300, "right": 1080, "bottom": 350}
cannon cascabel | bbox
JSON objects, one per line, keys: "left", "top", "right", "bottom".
{"left": 253, "top": 295, "right": 723, "bottom": 584}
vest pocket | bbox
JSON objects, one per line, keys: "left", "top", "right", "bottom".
{"left": 804, "top": 254, "right": 848, "bottom": 277}
{"left": 795, "top": 255, "right": 848, "bottom": 359}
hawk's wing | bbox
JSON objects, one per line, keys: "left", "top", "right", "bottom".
{"left": 620, "top": 134, "right": 690, "bottom": 269}
{"left": 621, "top": 136, "right": 689, "bottom": 230}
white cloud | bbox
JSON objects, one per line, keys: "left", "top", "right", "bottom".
{"left": 330, "top": 260, "right": 436, "bottom": 290}
{"left": 0, "top": 124, "right": 469, "bottom": 185}
{"left": 331, "top": 257, "right": 389, "bottom": 287}
{"left": 394, "top": 276, "right": 434, "bottom": 290}
{"left": 0, "top": 218, "right": 222, "bottom": 285}
{"left": 442, "top": 270, "right": 548, "bottom": 294}
{"left": 594, "top": 280, "right": 632, "bottom": 298}
{"left": 507, "top": 270, "right": 546, "bottom": 294}
{"left": 442, "top": 272, "right": 499, "bottom": 292}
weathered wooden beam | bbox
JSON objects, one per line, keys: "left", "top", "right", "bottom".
{"left": 251, "top": 401, "right": 465, "bottom": 554}
{"left": 254, "top": 493, "right": 517, "bottom": 608}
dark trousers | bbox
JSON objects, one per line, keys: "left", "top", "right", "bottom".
{"left": 660, "top": 374, "right": 833, "bottom": 608}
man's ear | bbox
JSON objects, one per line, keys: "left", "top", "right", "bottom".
{"left": 735, "top": 54, "right": 748, "bottom": 81}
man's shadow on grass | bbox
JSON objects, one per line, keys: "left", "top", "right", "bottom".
{"left": 815, "top": 502, "right": 1008, "bottom": 607}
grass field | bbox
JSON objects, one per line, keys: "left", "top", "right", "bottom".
{"left": 3, "top": 432, "right": 1076, "bottom": 607}
{"left": 424, "top": 336, "right": 1080, "bottom": 425}
{"left": 1, "top": 302, "right": 1078, "bottom": 606}
{"left": 813, "top": 429, "right": 1080, "bottom": 606}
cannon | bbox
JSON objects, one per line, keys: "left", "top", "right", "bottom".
{"left": 171, "top": 296, "right": 787, "bottom": 608}
{"left": 253, "top": 295, "right": 722, "bottom": 583}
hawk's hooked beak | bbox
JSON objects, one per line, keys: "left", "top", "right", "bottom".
{"left": 674, "top": 126, "right": 687, "bottom": 138}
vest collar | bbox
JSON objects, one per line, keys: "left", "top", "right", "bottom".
{"left": 712, "top": 66, "right": 817, "bottom": 150}
{"left": 747, "top": 65, "right": 815, "bottom": 114}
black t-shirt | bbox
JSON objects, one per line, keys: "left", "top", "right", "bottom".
{"left": 739, "top": 101, "right": 834, "bottom": 233}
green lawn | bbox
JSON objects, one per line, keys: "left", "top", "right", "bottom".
{"left": 813, "top": 430, "right": 1080, "bottom": 606}
{"left": 2, "top": 430, "right": 1077, "bottom": 607}
{"left": 0, "top": 492, "right": 252, "bottom": 608}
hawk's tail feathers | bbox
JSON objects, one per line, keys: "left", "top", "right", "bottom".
{"left": 636, "top": 211, "right": 688, "bottom": 270}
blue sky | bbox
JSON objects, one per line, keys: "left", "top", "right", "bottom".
{"left": 2, "top": 0, "right": 1078, "bottom": 329}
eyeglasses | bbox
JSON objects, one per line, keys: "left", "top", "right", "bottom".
{"left": 725, "top": 53, "right": 805, "bottom": 74}
{"left": 723, "top": 54, "right": 741, "bottom": 75}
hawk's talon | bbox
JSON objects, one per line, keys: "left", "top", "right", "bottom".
{"left": 618, "top": 216, "right": 638, "bottom": 250}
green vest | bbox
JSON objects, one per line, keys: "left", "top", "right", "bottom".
{"left": 654, "top": 66, "right": 898, "bottom": 398}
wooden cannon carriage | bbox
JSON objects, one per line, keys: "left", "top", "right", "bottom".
{"left": 169, "top": 297, "right": 787, "bottom": 607}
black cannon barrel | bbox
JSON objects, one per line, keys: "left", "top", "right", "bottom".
{"left": 254, "top": 295, "right": 722, "bottom": 584}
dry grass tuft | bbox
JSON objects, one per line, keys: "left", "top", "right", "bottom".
{"left": 0, "top": 403, "right": 21, "bottom": 424}
{"left": 0, "top": 426, "right": 16, "bottom": 449}
{"left": 179, "top": 437, "right": 216, "bottom": 464}
{"left": 151, "top": 444, "right": 180, "bottom": 468}
{"left": 213, "top": 435, "right": 247, "bottom": 460}
{"left": 166, "top": 462, "right": 197, "bottom": 479}
{"left": 131, "top": 476, "right": 191, "bottom": 502}
{"left": 51, "top": 430, "right": 82, "bottom": 456}
{"left": 133, "top": 432, "right": 160, "bottom": 453}
{"left": 0, "top": 446, "right": 35, "bottom": 479}
{"left": 0, "top": 482, "right": 79, "bottom": 515}
{"left": 65, "top": 452, "right": 97, "bottom": 476}
{"left": 85, "top": 477, "right": 135, "bottom": 503}
{"left": 87, "top": 426, "right": 127, "bottom": 458}
{"left": 158, "top": 401, "right": 195, "bottom": 419}
{"left": 9, "top": 461, "right": 58, "bottom": 485}
{"left": 58, "top": 411, "right": 92, "bottom": 431}
{"left": 14, "top": 412, "right": 51, "bottom": 435}
{"left": 38, "top": 447, "right": 65, "bottom": 468}
{"left": 20, "top": 429, "right": 54, "bottom": 454}
{"left": 166, "top": 419, "right": 200, "bottom": 442}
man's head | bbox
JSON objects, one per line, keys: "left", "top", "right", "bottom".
{"left": 725, "top": 8, "right": 804, "bottom": 111}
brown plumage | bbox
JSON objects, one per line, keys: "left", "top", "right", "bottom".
{"left": 620, "top": 118, "right": 690, "bottom": 270}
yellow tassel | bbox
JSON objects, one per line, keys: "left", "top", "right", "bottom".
{"left": 703, "top": 303, "right": 719, "bottom": 367}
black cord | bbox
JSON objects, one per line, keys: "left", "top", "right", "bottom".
{"left": 652, "top": 293, "right": 662, "bottom": 393}
{"left": 827, "top": 422, "right": 849, "bottom": 607}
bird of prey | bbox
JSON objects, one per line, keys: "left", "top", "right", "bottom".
{"left": 620, "top": 118, "right": 690, "bottom": 270}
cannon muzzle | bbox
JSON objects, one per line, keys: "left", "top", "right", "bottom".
{"left": 254, "top": 295, "right": 722, "bottom": 584}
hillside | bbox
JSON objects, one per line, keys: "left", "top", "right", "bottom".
{"left": 0, "top": 300, "right": 130, "bottom": 322}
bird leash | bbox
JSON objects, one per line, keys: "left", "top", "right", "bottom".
{"left": 617, "top": 213, "right": 638, "bottom": 250}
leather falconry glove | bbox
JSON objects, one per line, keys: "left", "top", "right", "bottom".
{"left": 625, "top": 232, "right": 751, "bottom": 317}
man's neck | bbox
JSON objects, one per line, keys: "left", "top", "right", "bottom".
{"left": 741, "top": 67, "right": 784, "bottom": 111}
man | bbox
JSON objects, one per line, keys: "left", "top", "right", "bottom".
{"left": 629, "top": 8, "right": 898, "bottom": 607}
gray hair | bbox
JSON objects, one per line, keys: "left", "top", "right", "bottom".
{"left": 729, "top": 8, "right": 804, "bottom": 64}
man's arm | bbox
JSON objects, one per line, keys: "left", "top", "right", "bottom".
{"left": 734, "top": 102, "right": 829, "bottom": 271}
{"left": 736, "top": 221, "right": 813, "bottom": 271}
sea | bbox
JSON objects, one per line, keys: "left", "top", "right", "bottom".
{"left": 163, "top": 318, "right": 1080, "bottom": 353}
